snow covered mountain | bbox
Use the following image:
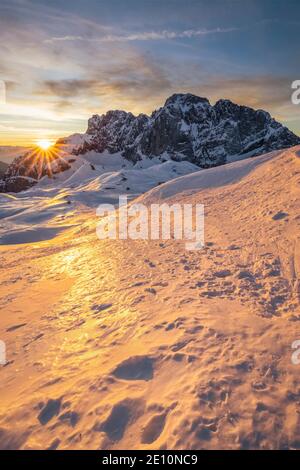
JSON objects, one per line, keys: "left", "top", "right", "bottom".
{"left": 73, "top": 93, "right": 300, "bottom": 165}
{"left": 1, "top": 93, "right": 299, "bottom": 193}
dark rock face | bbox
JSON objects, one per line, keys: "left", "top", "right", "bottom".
{"left": 1, "top": 93, "right": 299, "bottom": 193}
{"left": 0, "top": 176, "right": 36, "bottom": 193}
{"left": 76, "top": 110, "right": 149, "bottom": 160}
{"left": 74, "top": 93, "right": 300, "bottom": 166}
{"left": 0, "top": 161, "right": 8, "bottom": 178}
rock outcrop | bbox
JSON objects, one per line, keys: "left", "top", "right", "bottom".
{"left": 74, "top": 93, "right": 300, "bottom": 166}
{"left": 1, "top": 93, "right": 299, "bottom": 192}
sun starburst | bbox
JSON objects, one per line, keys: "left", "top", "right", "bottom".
{"left": 36, "top": 139, "right": 52, "bottom": 150}
{"left": 20, "top": 141, "right": 70, "bottom": 180}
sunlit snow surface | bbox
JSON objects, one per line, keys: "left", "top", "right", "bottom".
{"left": 0, "top": 147, "right": 299, "bottom": 450}
{"left": 0, "top": 151, "right": 199, "bottom": 244}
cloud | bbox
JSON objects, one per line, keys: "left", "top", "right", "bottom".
{"left": 1, "top": 0, "right": 299, "bottom": 144}
{"left": 183, "top": 75, "right": 298, "bottom": 128}
{"left": 37, "top": 79, "right": 99, "bottom": 98}
{"left": 34, "top": 48, "right": 172, "bottom": 110}
{"left": 196, "top": 76, "right": 293, "bottom": 110}
{"left": 34, "top": 72, "right": 296, "bottom": 126}
{"left": 44, "top": 27, "right": 239, "bottom": 44}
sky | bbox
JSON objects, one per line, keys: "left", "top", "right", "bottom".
{"left": 0, "top": 0, "right": 299, "bottom": 146}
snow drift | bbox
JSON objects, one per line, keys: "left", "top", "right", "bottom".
{"left": 0, "top": 146, "right": 299, "bottom": 449}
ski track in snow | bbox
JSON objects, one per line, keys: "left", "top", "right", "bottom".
{"left": 0, "top": 146, "right": 299, "bottom": 449}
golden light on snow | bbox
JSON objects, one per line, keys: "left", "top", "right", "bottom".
{"left": 37, "top": 139, "right": 53, "bottom": 150}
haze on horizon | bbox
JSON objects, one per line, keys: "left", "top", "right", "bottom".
{"left": 0, "top": 0, "right": 299, "bottom": 146}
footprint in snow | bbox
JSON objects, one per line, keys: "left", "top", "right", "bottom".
{"left": 46, "top": 438, "right": 60, "bottom": 450}
{"left": 6, "top": 323, "right": 27, "bottom": 332}
{"left": 145, "top": 287, "right": 156, "bottom": 295}
{"left": 272, "top": 211, "right": 288, "bottom": 220}
{"left": 236, "top": 270, "right": 254, "bottom": 280}
{"left": 91, "top": 303, "right": 112, "bottom": 313}
{"left": 141, "top": 413, "right": 167, "bottom": 444}
{"left": 38, "top": 398, "right": 61, "bottom": 425}
{"left": 59, "top": 411, "right": 80, "bottom": 427}
{"left": 101, "top": 403, "right": 130, "bottom": 441}
{"left": 112, "top": 355, "right": 154, "bottom": 381}
{"left": 99, "top": 398, "right": 144, "bottom": 442}
{"left": 214, "top": 269, "right": 232, "bottom": 278}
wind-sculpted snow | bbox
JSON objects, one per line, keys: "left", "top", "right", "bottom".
{"left": 0, "top": 159, "right": 199, "bottom": 245}
{"left": 141, "top": 150, "right": 281, "bottom": 203}
{"left": 0, "top": 147, "right": 299, "bottom": 449}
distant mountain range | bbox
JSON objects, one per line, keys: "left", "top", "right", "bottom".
{"left": 70, "top": 93, "right": 300, "bottom": 165}
{"left": 0, "top": 146, "right": 30, "bottom": 164}
{"left": 1, "top": 93, "right": 300, "bottom": 192}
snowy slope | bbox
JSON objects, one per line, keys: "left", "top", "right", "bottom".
{"left": 0, "top": 146, "right": 299, "bottom": 449}
{"left": 0, "top": 157, "right": 199, "bottom": 244}
{"left": 141, "top": 149, "right": 281, "bottom": 202}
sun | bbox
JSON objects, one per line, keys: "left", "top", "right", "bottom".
{"left": 37, "top": 139, "right": 52, "bottom": 150}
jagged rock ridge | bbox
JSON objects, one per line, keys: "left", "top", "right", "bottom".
{"left": 74, "top": 93, "right": 300, "bottom": 166}
{"left": 1, "top": 93, "right": 299, "bottom": 192}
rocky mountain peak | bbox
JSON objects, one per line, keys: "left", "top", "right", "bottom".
{"left": 164, "top": 93, "right": 210, "bottom": 108}
{"left": 1, "top": 93, "right": 300, "bottom": 193}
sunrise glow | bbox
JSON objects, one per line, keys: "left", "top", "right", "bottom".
{"left": 37, "top": 139, "right": 52, "bottom": 150}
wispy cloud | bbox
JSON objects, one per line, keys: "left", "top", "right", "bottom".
{"left": 1, "top": 0, "right": 299, "bottom": 144}
{"left": 44, "top": 27, "right": 239, "bottom": 44}
{"left": 37, "top": 79, "right": 99, "bottom": 98}
{"left": 34, "top": 52, "right": 172, "bottom": 115}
